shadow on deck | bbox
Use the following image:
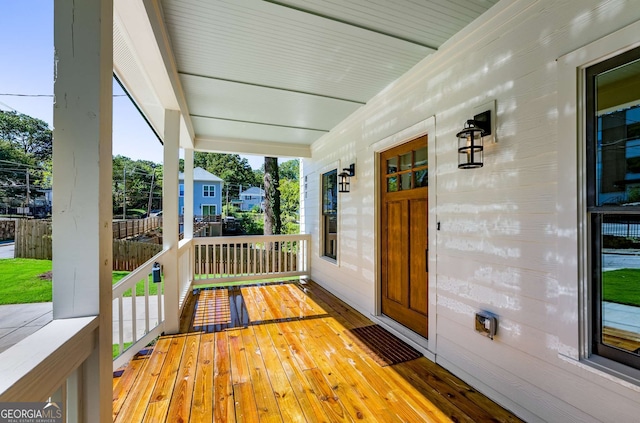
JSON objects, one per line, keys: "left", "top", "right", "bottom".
{"left": 113, "top": 279, "right": 523, "bottom": 422}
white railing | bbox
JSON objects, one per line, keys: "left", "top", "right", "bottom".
{"left": 112, "top": 249, "right": 168, "bottom": 370}
{"left": 192, "top": 234, "right": 311, "bottom": 284}
{"left": 178, "top": 238, "right": 193, "bottom": 311}
{"left": 0, "top": 317, "right": 98, "bottom": 420}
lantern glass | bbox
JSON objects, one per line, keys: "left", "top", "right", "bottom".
{"left": 338, "top": 172, "right": 350, "bottom": 193}
{"left": 457, "top": 120, "right": 484, "bottom": 169}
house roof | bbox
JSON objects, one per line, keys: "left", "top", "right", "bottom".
{"left": 178, "top": 167, "right": 223, "bottom": 182}
{"left": 113, "top": 0, "right": 499, "bottom": 157}
{"left": 240, "top": 187, "right": 265, "bottom": 197}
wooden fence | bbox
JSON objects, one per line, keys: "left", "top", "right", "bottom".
{"left": 15, "top": 220, "right": 52, "bottom": 259}
{"left": 15, "top": 220, "right": 162, "bottom": 271}
{"left": 112, "top": 217, "right": 162, "bottom": 239}
{"left": 0, "top": 220, "right": 16, "bottom": 241}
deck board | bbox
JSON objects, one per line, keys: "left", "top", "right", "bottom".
{"left": 114, "top": 280, "right": 523, "bottom": 422}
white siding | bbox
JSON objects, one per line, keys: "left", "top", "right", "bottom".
{"left": 302, "top": 0, "right": 640, "bottom": 421}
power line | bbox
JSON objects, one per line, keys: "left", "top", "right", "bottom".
{"left": 0, "top": 93, "right": 127, "bottom": 97}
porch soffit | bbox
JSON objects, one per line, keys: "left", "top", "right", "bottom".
{"left": 114, "top": 0, "right": 498, "bottom": 157}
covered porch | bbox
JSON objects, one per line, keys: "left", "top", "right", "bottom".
{"left": 113, "top": 279, "right": 521, "bottom": 422}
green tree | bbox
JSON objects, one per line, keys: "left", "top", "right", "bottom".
{"left": 194, "top": 152, "right": 258, "bottom": 199}
{"left": 112, "top": 155, "right": 162, "bottom": 217}
{"left": 0, "top": 111, "right": 52, "bottom": 161}
{"left": 279, "top": 159, "right": 299, "bottom": 181}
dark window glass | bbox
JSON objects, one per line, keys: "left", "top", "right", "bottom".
{"left": 322, "top": 170, "right": 337, "bottom": 260}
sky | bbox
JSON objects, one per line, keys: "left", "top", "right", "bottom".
{"left": 0, "top": 0, "right": 265, "bottom": 169}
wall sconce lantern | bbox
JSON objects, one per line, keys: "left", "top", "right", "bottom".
{"left": 338, "top": 163, "right": 355, "bottom": 193}
{"left": 457, "top": 109, "right": 492, "bottom": 169}
{"left": 152, "top": 262, "right": 162, "bottom": 283}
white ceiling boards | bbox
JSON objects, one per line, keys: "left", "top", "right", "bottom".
{"left": 114, "top": 0, "right": 498, "bottom": 156}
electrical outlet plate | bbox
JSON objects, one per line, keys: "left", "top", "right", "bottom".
{"left": 475, "top": 311, "right": 497, "bottom": 340}
{"left": 473, "top": 99, "right": 497, "bottom": 143}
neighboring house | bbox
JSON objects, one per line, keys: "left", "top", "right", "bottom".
{"left": 238, "top": 186, "right": 265, "bottom": 211}
{"left": 178, "top": 167, "right": 223, "bottom": 217}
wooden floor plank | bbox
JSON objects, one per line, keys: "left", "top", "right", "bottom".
{"left": 240, "top": 326, "right": 284, "bottom": 423}
{"left": 291, "top": 318, "right": 400, "bottom": 422}
{"left": 114, "top": 337, "right": 172, "bottom": 423}
{"left": 256, "top": 323, "right": 330, "bottom": 423}
{"left": 228, "top": 328, "right": 251, "bottom": 385}
{"left": 166, "top": 334, "right": 201, "bottom": 423}
{"left": 250, "top": 324, "right": 310, "bottom": 423}
{"left": 234, "top": 382, "right": 260, "bottom": 423}
{"left": 191, "top": 333, "right": 214, "bottom": 422}
{"left": 113, "top": 357, "right": 148, "bottom": 420}
{"left": 303, "top": 367, "right": 354, "bottom": 422}
{"left": 214, "top": 331, "right": 235, "bottom": 423}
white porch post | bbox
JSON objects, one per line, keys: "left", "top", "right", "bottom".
{"left": 52, "top": 0, "right": 112, "bottom": 421}
{"left": 163, "top": 110, "right": 180, "bottom": 334}
{"left": 184, "top": 148, "right": 194, "bottom": 239}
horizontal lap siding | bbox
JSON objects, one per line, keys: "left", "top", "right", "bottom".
{"left": 303, "top": 0, "right": 640, "bottom": 421}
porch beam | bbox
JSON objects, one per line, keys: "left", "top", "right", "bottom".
{"left": 52, "top": 0, "right": 113, "bottom": 421}
{"left": 195, "top": 137, "right": 312, "bottom": 158}
{"left": 163, "top": 109, "right": 181, "bottom": 334}
{"left": 183, "top": 148, "right": 194, "bottom": 239}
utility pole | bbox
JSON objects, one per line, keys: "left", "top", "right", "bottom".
{"left": 25, "top": 169, "right": 30, "bottom": 214}
{"left": 122, "top": 166, "right": 126, "bottom": 220}
{"left": 147, "top": 167, "right": 156, "bottom": 217}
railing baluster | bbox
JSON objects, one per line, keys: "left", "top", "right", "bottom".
{"left": 145, "top": 276, "right": 150, "bottom": 334}
{"left": 118, "top": 295, "right": 124, "bottom": 354}
{"left": 131, "top": 285, "right": 137, "bottom": 347}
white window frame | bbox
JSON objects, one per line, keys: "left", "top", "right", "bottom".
{"left": 558, "top": 20, "right": 640, "bottom": 381}
{"left": 202, "top": 204, "right": 217, "bottom": 216}
{"left": 202, "top": 185, "right": 216, "bottom": 197}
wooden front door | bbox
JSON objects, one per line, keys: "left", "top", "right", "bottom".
{"left": 380, "top": 136, "right": 428, "bottom": 337}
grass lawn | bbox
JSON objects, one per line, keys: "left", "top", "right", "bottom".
{"left": 603, "top": 268, "right": 640, "bottom": 307}
{"left": 0, "top": 259, "right": 158, "bottom": 305}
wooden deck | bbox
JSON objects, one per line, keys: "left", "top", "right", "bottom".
{"left": 113, "top": 280, "right": 523, "bottom": 422}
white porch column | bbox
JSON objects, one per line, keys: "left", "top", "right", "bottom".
{"left": 52, "top": 0, "right": 112, "bottom": 421}
{"left": 184, "top": 148, "right": 194, "bottom": 239}
{"left": 163, "top": 110, "right": 180, "bottom": 334}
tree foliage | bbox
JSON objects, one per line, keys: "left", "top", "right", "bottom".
{"left": 0, "top": 111, "right": 52, "bottom": 161}
{"left": 194, "top": 152, "right": 259, "bottom": 199}
{"left": 112, "top": 155, "right": 163, "bottom": 217}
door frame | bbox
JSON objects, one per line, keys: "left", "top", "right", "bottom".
{"left": 370, "top": 116, "right": 437, "bottom": 357}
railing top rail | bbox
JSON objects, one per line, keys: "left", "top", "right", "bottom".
{"left": 193, "top": 233, "right": 311, "bottom": 245}
{"left": 112, "top": 248, "right": 169, "bottom": 299}
{"left": 0, "top": 316, "right": 98, "bottom": 402}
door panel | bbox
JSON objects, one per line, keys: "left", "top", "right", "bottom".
{"left": 380, "top": 135, "right": 428, "bottom": 337}
{"left": 409, "top": 198, "right": 428, "bottom": 315}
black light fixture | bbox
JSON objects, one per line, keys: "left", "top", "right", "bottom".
{"left": 338, "top": 163, "right": 355, "bottom": 193}
{"left": 457, "top": 109, "right": 492, "bottom": 169}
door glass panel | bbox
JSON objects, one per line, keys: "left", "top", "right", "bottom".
{"left": 415, "top": 147, "right": 427, "bottom": 167}
{"left": 387, "top": 176, "right": 398, "bottom": 192}
{"left": 400, "top": 173, "right": 412, "bottom": 190}
{"left": 400, "top": 152, "right": 412, "bottom": 171}
{"left": 387, "top": 157, "right": 398, "bottom": 174}
{"left": 415, "top": 169, "right": 428, "bottom": 187}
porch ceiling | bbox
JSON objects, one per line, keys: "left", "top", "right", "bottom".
{"left": 114, "top": 0, "right": 498, "bottom": 157}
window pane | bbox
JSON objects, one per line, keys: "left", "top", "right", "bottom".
{"left": 415, "top": 147, "right": 427, "bottom": 167}
{"left": 594, "top": 57, "right": 640, "bottom": 206}
{"left": 588, "top": 46, "right": 640, "bottom": 370}
{"left": 400, "top": 152, "right": 412, "bottom": 171}
{"left": 387, "top": 157, "right": 398, "bottom": 174}
{"left": 599, "top": 214, "right": 640, "bottom": 354}
{"left": 400, "top": 173, "right": 412, "bottom": 190}
{"left": 387, "top": 176, "right": 398, "bottom": 192}
{"left": 415, "top": 169, "right": 428, "bottom": 187}
{"left": 322, "top": 170, "right": 338, "bottom": 260}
